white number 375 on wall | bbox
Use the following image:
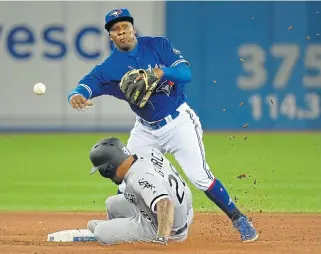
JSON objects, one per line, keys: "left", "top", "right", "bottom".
{"left": 237, "top": 44, "right": 321, "bottom": 90}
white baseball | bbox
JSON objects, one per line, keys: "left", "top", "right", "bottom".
{"left": 33, "top": 83, "right": 46, "bottom": 95}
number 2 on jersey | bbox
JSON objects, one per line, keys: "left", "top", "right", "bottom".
{"left": 168, "top": 164, "right": 186, "bottom": 205}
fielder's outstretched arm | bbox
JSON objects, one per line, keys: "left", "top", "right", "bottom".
{"left": 67, "top": 63, "right": 116, "bottom": 111}
{"left": 68, "top": 65, "right": 105, "bottom": 102}
{"left": 155, "top": 198, "right": 174, "bottom": 241}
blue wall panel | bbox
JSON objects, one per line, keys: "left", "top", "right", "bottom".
{"left": 166, "top": 1, "right": 321, "bottom": 130}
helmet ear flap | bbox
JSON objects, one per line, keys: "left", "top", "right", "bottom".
{"left": 98, "top": 163, "right": 116, "bottom": 178}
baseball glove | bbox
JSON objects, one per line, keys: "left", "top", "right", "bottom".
{"left": 119, "top": 69, "right": 161, "bottom": 108}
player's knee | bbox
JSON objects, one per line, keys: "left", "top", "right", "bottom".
{"left": 93, "top": 223, "right": 106, "bottom": 244}
{"left": 87, "top": 220, "right": 94, "bottom": 233}
{"left": 105, "top": 195, "right": 120, "bottom": 217}
{"left": 87, "top": 220, "right": 102, "bottom": 234}
{"left": 105, "top": 196, "right": 114, "bottom": 212}
{"left": 190, "top": 177, "right": 214, "bottom": 191}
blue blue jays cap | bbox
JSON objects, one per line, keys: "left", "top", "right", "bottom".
{"left": 104, "top": 8, "right": 134, "bottom": 32}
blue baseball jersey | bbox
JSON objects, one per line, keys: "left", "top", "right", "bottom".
{"left": 72, "top": 36, "right": 190, "bottom": 122}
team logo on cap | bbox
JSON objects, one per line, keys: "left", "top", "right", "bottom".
{"left": 110, "top": 9, "right": 123, "bottom": 17}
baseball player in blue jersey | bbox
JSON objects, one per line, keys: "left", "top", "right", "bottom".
{"left": 68, "top": 8, "right": 258, "bottom": 242}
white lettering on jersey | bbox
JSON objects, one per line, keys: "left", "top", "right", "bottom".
{"left": 147, "top": 63, "right": 165, "bottom": 72}
{"left": 149, "top": 149, "right": 186, "bottom": 205}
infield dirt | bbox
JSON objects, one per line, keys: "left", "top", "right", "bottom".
{"left": 0, "top": 212, "right": 320, "bottom": 254}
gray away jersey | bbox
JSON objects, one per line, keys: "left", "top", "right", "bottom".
{"left": 123, "top": 148, "right": 193, "bottom": 232}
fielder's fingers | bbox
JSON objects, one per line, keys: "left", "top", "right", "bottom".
{"left": 69, "top": 94, "right": 88, "bottom": 111}
{"left": 78, "top": 103, "right": 86, "bottom": 111}
{"left": 134, "top": 74, "right": 143, "bottom": 83}
{"left": 72, "top": 99, "right": 85, "bottom": 111}
{"left": 77, "top": 97, "right": 88, "bottom": 111}
{"left": 73, "top": 102, "right": 82, "bottom": 111}
{"left": 70, "top": 99, "right": 80, "bottom": 111}
{"left": 86, "top": 100, "right": 94, "bottom": 107}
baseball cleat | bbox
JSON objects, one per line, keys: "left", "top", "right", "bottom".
{"left": 233, "top": 216, "right": 259, "bottom": 242}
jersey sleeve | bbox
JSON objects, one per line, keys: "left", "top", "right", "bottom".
{"left": 133, "top": 173, "right": 171, "bottom": 213}
{"left": 68, "top": 64, "right": 108, "bottom": 101}
{"left": 158, "top": 37, "right": 189, "bottom": 67}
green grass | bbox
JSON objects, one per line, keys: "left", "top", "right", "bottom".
{"left": 0, "top": 133, "right": 320, "bottom": 213}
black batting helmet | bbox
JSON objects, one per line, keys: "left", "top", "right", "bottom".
{"left": 89, "top": 137, "right": 131, "bottom": 179}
